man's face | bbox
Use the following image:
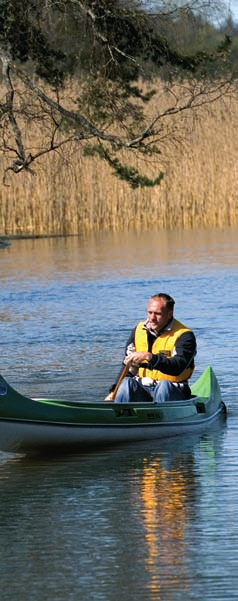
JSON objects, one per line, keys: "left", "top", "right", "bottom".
{"left": 147, "top": 298, "right": 173, "bottom": 332}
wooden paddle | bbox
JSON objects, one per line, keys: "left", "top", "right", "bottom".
{"left": 106, "top": 363, "right": 129, "bottom": 402}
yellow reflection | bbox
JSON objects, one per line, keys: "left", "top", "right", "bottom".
{"left": 137, "top": 457, "right": 189, "bottom": 595}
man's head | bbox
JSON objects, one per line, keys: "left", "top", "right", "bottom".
{"left": 147, "top": 293, "right": 175, "bottom": 332}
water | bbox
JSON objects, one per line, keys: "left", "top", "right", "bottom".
{"left": 0, "top": 229, "right": 237, "bottom": 600}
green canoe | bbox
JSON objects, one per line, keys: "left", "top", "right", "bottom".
{"left": 0, "top": 366, "right": 226, "bottom": 454}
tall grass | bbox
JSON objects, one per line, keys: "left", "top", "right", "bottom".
{"left": 1, "top": 87, "right": 238, "bottom": 236}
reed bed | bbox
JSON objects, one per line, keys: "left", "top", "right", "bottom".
{"left": 1, "top": 84, "right": 238, "bottom": 235}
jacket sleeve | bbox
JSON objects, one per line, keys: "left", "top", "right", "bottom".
{"left": 148, "top": 331, "right": 197, "bottom": 377}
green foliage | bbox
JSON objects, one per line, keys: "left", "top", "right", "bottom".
{"left": 0, "top": 0, "right": 232, "bottom": 84}
{"left": 83, "top": 144, "right": 106, "bottom": 159}
{"left": 83, "top": 143, "right": 164, "bottom": 188}
{"left": 106, "top": 158, "right": 164, "bottom": 188}
{"left": 0, "top": 0, "right": 67, "bottom": 83}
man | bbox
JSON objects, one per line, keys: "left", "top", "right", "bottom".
{"left": 106, "top": 293, "right": 197, "bottom": 403}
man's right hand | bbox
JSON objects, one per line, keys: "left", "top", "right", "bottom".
{"left": 124, "top": 351, "right": 152, "bottom": 365}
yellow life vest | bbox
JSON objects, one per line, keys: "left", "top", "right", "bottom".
{"left": 135, "top": 318, "right": 194, "bottom": 383}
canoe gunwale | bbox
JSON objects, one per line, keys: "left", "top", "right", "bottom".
{"left": 0, "top": 402, "right": 225, "bottom": 428}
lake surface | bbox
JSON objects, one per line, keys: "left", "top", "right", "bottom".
{"left": 0, "top": 229, "right": 238, "bottom": 600}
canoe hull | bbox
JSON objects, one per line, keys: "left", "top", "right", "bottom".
{"left": 0, "top": 366, "right": 226, "bottom": 454}
{"left": 0, "top": 406, "right": 226, "bottom": 454}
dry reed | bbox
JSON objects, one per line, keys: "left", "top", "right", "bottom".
{"left": 1, "top": 83, "right": 238, "bottom": 236}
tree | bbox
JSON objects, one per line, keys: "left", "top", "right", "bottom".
{"left": 0, "top": 0, "right": 233, "bottom": 187}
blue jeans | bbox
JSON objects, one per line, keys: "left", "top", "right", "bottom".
{"left": 115, "top": 377, "right": 186, "bottom": 404}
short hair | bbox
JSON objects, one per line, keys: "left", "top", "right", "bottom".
{"left": 150, "top": 293, "right": 175, "bottom": 312}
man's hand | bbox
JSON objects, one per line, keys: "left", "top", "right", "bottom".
{"left": 105, "top": 392, "right": 114, "bottom": 401}
{"left": 124, "top": 351, "right": 152, "bottom": 366}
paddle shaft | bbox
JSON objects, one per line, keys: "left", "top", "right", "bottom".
{"left": 110, "top": 364, "right": 129, "bottom": 401}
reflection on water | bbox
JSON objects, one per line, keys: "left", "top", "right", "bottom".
{"left": 139, "top": 457, "right": 189, "bottom": 595}
{"left": 1, "top": 229, "right": 238, "bottom": 281}
{"left": 0, "top": 229, "right": 238, "bottom": 600}
{"left": 0, "top": 421, "right": 230, "bottom": 601}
